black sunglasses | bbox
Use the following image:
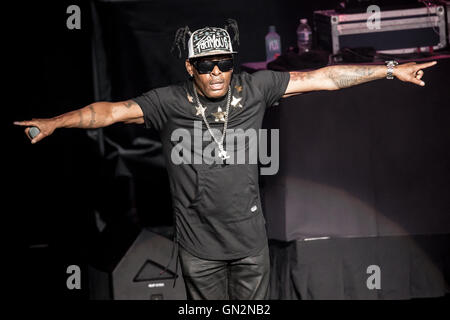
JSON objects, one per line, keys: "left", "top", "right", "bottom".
{"left": 191, "top": 58, "right": 234, "bottom": 74}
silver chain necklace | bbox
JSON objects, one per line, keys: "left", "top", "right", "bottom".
{"left": 192, "top": 83, "right": 231, "bottom": 160}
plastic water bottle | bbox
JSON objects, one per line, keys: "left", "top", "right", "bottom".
{"left": 265, "top": 25, "right": 281, "bottom": 62}
{"left": 296, "top": 18, "right": 312, "bottom": 54}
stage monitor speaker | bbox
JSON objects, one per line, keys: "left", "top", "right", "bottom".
{"left": 88, "top": 228, "right": 186, "bottom": 300}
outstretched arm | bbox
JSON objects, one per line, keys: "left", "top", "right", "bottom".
{"left": 283, "top": 61, "right": 437, "bottom": 97}
{"left": 14, "top": 100, "right": 143, "bottom": 144}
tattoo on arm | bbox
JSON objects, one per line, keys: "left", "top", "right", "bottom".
{"left": 88, "top": 105, "right": 96, "bottom": 127}
{"left": 77, "top": 109, "right": 83, "bottom": 127}
{"left": 326, "top": 66, "right": 377, "bottom": 89}
{"left": 290, "top": 71, "right": 314, "bottom": 82}
{"left": 124, "top": 100, "right": 136, "bottom": 108}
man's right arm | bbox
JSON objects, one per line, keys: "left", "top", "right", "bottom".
{"left": 14, "top": 100, "right": 144, "bottom": 144}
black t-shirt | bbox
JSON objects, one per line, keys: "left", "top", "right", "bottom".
{"left": 133, "top": 70, "right": 290, "bottom": 260}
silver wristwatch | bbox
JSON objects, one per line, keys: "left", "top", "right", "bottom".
{"left": 385, "top": 60, "right": 398, "bottom": 79}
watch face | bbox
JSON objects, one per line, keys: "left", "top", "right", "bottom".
{"left": 386, "top": 60, "right": 398, "bottom": 67}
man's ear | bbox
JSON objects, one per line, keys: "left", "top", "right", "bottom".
{"left": 185, "top": 59, "right": 194, "bottom": 76}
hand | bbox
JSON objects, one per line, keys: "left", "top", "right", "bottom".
{"left": 13, "top": 118, "right": 57, "bottom": 144}
{"left": 394, "top": 61, "right": 437, "bottom": 86}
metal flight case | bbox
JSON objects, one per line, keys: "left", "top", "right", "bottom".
{"left": 314, "top": 4, "right": 447, "bottom": 54}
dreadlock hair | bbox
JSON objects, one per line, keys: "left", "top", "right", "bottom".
{"left": 224, "top": 18, "right": 240, "bottom": 50}
{"left": 171, "top": 26, "right": 191, "bottom": 59}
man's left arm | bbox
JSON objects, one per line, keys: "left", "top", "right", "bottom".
{"left": 283, "top": 61, "right": 437, "bottom": 97}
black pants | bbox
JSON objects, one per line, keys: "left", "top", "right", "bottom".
{"left": 178, "top": 245, "right": 270, "bottom": 300}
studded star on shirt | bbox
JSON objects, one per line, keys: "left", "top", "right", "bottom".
{"left": 195, "top": 105, "right": 206, "bottom": 116}
{"left": 231, "top": 96, "right": 243, "bottom": 108}
{"left": 212, "top": 106, "right": 227, "bottom": 122}
{"left": 187, "top": 93, "right": 194, "bottom": 103}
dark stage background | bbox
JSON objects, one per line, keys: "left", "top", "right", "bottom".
{"left": 9, "top": 0, "right": 450, "bottom": 300}
{"left": 262, "top": 57, "right": 450, "bottom": 240}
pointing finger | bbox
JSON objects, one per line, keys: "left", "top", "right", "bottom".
{"left": 14, "top": 120, "right": 33, "bottom": 126}
{"left": 416, "top": 61, "right": 437, "bottom": 70}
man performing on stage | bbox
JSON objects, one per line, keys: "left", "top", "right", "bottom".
{"left": 15, "top": 20, "right": 437, "bottom": 300}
